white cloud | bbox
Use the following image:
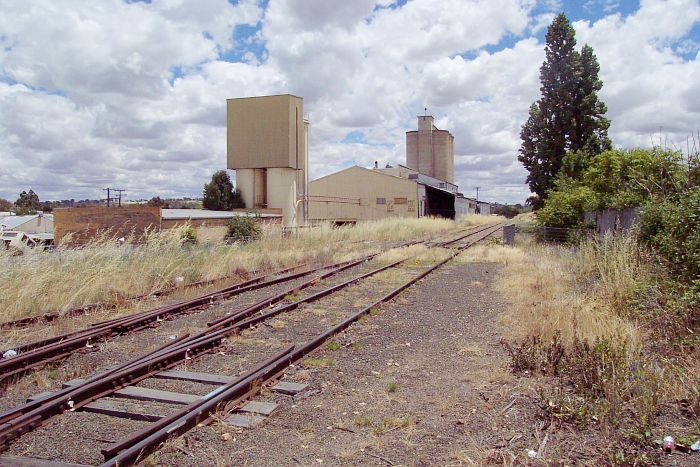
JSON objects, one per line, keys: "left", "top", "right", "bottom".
{"left": 0, "top": 0, "right": 698, "bottom": 205}
{"left": 573, "top": 0, "right": 700, "bottom": 148}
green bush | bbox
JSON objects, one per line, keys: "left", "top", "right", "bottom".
{"left": 536, "top": 185, "right": 596, "bottom": 228}
{"left": 639, "top": 187, "right": 700, "bottom": 282}
{"left": 180, "top": 226, "right": 197, "bottom": 244}
{"left": 538, "top": 148, "right": 688, "bottom": 229}
{"left": 226, "top": 216, "right": 262, "bottom": 240}
{"left": 584, "top": 148, "right": 686, "bottom": 211}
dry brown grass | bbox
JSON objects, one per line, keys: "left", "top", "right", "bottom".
{"left": 0, "top": 217, "right": 493, "bottom": 323}
{"left": 493, "top": 236, "right": 642, "bottom": 350}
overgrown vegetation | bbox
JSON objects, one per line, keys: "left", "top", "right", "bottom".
{"left": 497, "top": 234, "right": 700, "bottom": 463}
{"left": 536, "top": 147, "right": 689, "bottom": 229}
{"left": 226, "top": 216, "right": 262, "bottom": 240}
{"left": 639, "top": 186, "right": 700, "bottom": 283}
{"left": 0, "top": 216, "right": 488, "bottom": 323}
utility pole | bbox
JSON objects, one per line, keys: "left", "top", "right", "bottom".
{"left": 475, "top": 187, "right": 481, "bottom": 215}
{"left": 103, "top": 188, "right": 126, "bottom": 207}
{"left": 114, "top": 189, "right": 125, "bottom": 207}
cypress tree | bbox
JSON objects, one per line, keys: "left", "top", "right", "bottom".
{"left": 203, "top": 170, "right": 235, "bottom": 210}
{"left": 573, "top": 45, "right": 612, "bottom": 155}
{"left": 518, "top": 14, "right": 611, "bottom": 209}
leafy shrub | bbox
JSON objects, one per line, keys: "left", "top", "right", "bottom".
{"left": 180, "top": 226, "right": 197, "bottom": 244}
{"left": 536, "top": 185, "right": 596, "bottom": 228}
{"left": 226, "top": 216, "right": 262, "bottom": 240}
{"left": 639, "top": 187, "right": 700, "bottom": 283}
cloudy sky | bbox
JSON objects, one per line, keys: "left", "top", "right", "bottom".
{"left": 0, "top": 0, "right": 698, "bottom": 204}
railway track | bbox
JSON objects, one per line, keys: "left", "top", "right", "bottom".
{"left": 0, "top": 223, "right": 502, "bottom": 466}
{"left": 0, "top": 225, "right": 489, "bottom": 384}
{"left": 0, "top": 236, "right": 437, "bottom": 331}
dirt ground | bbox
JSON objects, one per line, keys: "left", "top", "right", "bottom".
{"left": 148, "top": 261, "right": 548, "bottom": 466}
{"left": 6, "top": 235, "right": 690, "bottom": 465}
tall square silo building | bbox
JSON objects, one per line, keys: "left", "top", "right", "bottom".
{"left": 406, "top": 115, "right": 454, "bottom": 183}
{"left": 227, "top": 94, "right": 308, "bottom": 228}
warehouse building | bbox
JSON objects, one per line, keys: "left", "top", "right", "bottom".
{"left": 308, "top": 114, "right": 489, "bottom": 223}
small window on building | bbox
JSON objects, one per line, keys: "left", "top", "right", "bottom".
{"left": 376, "top": 198, "right": 386, "bottom": 205}
{"left": 394, "top": 197, "right": 408, "bottom": 205}
{"left": 439, "top": 183, "right": 445, "bottom": 188}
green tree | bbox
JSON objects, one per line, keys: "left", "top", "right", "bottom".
{"left": 15, "top": 189, "right": 41, "bottom": 215}
{"left": 0, "top": 198, "right": 12, "bottom": 212}
{"left": 203, "top": 171, "right": 234, "bottom": 210}
{"left": 572, "top": 45, "right": 612, "bottom": 155}
{"left": 519, "top": 14, "right": 611, "bottom": 209}
{"left": 147, "top": 196, "right": 170, "bottom": 208}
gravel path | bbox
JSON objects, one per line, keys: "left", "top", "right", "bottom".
{"left": 3, "top": 231, "right": 524, "bottom": 466}
{"left": 146, "top": 260, "right": 537, "bottom": 466}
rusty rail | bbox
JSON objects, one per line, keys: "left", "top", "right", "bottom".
{"left": 0, "top": 224, "right": 500, "bottom": 460}
{"left": 100, "top": 223, "right": 502, "bottom": 465}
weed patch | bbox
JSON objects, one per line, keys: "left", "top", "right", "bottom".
{"left": 324, "top": 341, "right": 341, "bottom": 351}
{"left": 353, "top": 415, "right": 372, "bottom": 427}
{"left": 303, "top": 357, "right": 335, "bottom": 368}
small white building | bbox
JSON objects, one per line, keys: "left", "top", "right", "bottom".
{"left": 0, "top": 213, "right": 53, "bottom": 234}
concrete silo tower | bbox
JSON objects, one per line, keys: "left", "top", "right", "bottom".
{"left": 406, "top": 114, "right": 454, "bottom": 183}
{"left": 226, "top": 94, "right": 309, "bottom": 228}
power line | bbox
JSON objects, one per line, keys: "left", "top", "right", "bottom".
{"left": 103, "top": 188, "right": 126, "bottom": 207}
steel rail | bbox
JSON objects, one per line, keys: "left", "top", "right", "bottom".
{"left": 0, "top": 334, "right": 193, "bottom": 426}
{"left": 6, "top": 263, "right": 308, "bottom": 355}
{"left": 101, "top": 223, "right": 503, "bottom": 465}
{"left": 0, "top": 225, "right": 500, "bottom": 457}
{"left": 0, "top": 258, "right": 366, "bottom": 383}
{"left": 0, "top": 243, "right": 418, "bottom": 441}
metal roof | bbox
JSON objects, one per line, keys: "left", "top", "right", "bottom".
{"left": 161, "top": 209, "right": 281, "bottom": 220}
{"left": 0, "top": 214, "right": 53, "bottom": 230}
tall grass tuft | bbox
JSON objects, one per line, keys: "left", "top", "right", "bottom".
{"left": 497, "top": 235, "right": 642, "bottom": 350}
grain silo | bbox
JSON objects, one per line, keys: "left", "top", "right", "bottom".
{"left": 406, "top": 115, "right": 454, "bottom": 183}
